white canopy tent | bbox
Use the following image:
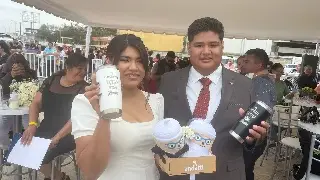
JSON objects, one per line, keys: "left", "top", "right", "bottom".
{"left": 13, "top": 0, "right": 320, "bottom": 41}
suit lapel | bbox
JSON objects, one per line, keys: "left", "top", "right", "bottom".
{"left": 175, "top": 66, "right": 193, "bottom": 123}
{"left": 212, "top": 68, "right": 235, "bottom": 127}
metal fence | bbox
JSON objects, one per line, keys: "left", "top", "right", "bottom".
{"left": 24, "top": 53, "right": 103, "bottom": 81}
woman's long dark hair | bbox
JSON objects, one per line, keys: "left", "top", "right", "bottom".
{"left": 105, "top": 34, "right": 150, "bottom": 105}
{"left": 106, "top": 34, "right": 149, "bottom": 87}
{"left": 106, "top": 34, "right": 149, "bottom": 73}
{"left": 6, "top": 53, "right": 31, "bottom": 72}
{"left": 55, "top": 53, "right": 88, "bottom": 77}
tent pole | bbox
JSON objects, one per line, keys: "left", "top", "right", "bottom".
{"left": 240, "top": 38, "right": 246, "bottom": 55}
{"left": 85, "top": 26, "right": 92, "bottom": 58}
{"left": 315, "top": 41, "right": 319, "bottom": 57}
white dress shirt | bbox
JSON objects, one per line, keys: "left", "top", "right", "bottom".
{"left": 186, "top": 65, "right": 223, "bottom": 123}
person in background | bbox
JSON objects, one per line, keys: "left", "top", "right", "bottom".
{"left": 269, "top": 63, "right": 294, "bottom": 141}
{"left": 150, "top": 51, "right": 176, "bottom": 91}
{"left": 0, "top": 53, "right": 37, "bottom": 96}
{"left": 20, "top": 53, "right": 88, "bottom": 180}
{"left": 297, "top": 65, "right": 318, "bottom": 89}
{"left": 271, "top": 63, "right": 293, "bottom": 104}
{"left": 66, "top": 46, "right": 74, "bottom": 56}
{"left": 293, "top": 65, "right": 320, "bottom": 179}
{"left": 37, "top": 44, "right": 43, "bottom": 54}
{"left": 224, "top": 59, "right": 235, "bottom": 71}
{"left": 44, "top": 42, "right": 56, "bottom": 76}
{"left": 0, "top": 53, "right": 37, "bottom": 149}
{"left": 0, "top": 40, "right": 11, "bottom": 66}
{"left": 176, "top": 58, "right": 190, "bottom": 69}
{"left": 154, "top": 53, "right": 161, "bottom": 63}
{"left": 87, "top": 49, "right": 95, "bottom": 74}
{"left": 148, "top": 50, "right": 154, "bottom": 70}
{"left": 267, "top": 61, "right": 274, "bottom": 73}
{"left": 75, "top": 48, "right": 82, "bottom": 55}
{"left": 236, "top": 55, "right": 246, "bottom": 75}
{"left": 296, "top": 64, "right": 301, "bottom": 74}
{"left": 165, "top": 51, "right": 177, "bottom": 72}
{"left": 10, "top": 40, "right": 22, "bottom": 53}
{"left": 55, "top": 46, "right": 65, "bottom": 71}
{"left": 242, "top": 48, "right": 277, "bottom": 180}
{"left": 95, "top": 50, "right": 103, "bottom": 59}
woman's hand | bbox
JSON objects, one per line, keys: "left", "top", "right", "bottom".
{"left": 84, "top": 73, "right": 100, "bottom": 115}
{"left": 21, "top": 125, "right": 37, "bottom": 145}
{"left": 49, "top": 136, "right": 60, "bottom": 149}
{"left": 315, "top": 84, "right": 320, "bottom": 94}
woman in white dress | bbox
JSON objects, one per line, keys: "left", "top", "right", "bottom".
{"left": 71, "top": 34, "right": 163, "bottom": 180}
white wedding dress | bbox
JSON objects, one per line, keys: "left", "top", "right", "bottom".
{"left": 71, "top": 91, "right": 163, "bottom": 180}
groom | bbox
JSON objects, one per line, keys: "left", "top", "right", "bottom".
{"left": 158, "top": 17, "right": 269, "bottom": 180}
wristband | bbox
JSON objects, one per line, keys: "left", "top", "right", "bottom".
{"left": 29, "top": 121, "right": 38, "bottom": 127}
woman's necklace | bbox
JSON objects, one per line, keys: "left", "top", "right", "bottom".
{"left": 60, "top": 76, "right": 77, "bottom": 87}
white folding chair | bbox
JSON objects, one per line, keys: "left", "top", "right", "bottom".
{"left": 267, "top": 104, "right": 301, "bottom": 179}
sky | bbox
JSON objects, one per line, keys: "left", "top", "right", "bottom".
{"left": 0, "top": 0, "right": 71, "bottom": 34}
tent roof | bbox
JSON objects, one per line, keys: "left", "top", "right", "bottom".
{"left": 14, "top": 0, "right": 320, "bottom": 40}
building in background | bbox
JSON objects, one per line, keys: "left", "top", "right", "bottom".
{"left": 118, "top": 30, "right": 184, "bottom": 52}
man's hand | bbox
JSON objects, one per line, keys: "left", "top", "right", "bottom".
{"left": 239, "top": 108, "right": 270, "bottom": 145}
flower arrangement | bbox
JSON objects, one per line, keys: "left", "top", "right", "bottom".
{"left": 9, "top": 79, "right": 39, "bottom": 107}
{"left": 300, "top": 87, "right": 316, "bottom": 98}
{"left": 182, "top": 126, "right": 195, "bottom": 139}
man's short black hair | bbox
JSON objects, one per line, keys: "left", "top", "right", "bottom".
{"left": 166, "top": 51, "right": 175, "bottom": 58}
{"left": 271, "top": 63, "right": 283, "bottom": 70}
{"left": 187, "top": 17, "right": 224, "bottom": 42}
{"left": 245, "top": 48, "right": 269, "bottom": 69}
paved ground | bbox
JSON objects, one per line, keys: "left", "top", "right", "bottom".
{"left": 1, "top": 147, "right": 299, "bottom": 180}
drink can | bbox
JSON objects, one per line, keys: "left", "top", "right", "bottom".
{"left": 96, "top": 65, "right": 122, "bottom": 120}
{"left": 229, "top": 101, "right": 273, "bottom": 144}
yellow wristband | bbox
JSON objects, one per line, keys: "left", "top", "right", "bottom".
{"left": 29, "top": 121, "right": 38, "bottom": 127}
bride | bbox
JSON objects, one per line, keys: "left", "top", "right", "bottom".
{"left": 71, "top": 34, "right": 163, "bottom": 180}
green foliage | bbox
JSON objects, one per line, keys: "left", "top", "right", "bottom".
{"left": 35, "top": 24, "right": 116, "bottom": 44}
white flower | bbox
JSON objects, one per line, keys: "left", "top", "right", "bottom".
{"left": 182, "top": 126, "right": 195, "bottom": 139}
{"left": 10, "top": 79, "right": 39, "bottom": 107}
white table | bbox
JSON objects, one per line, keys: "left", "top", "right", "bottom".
{"left": 298, "top": 121, "right": 320, "bottom": 135}
{"left": 0, "top": 106, "right": 29, "bottom": 180}
{"left": 293, "top": 98, "right": 320, "bottom": 108}
{"left": 0, "top": 107, "right": 29, "bottom": 116}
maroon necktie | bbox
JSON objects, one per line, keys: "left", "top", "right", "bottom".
{"left": 193, "top": 78, "right": 212, "bottom": 119}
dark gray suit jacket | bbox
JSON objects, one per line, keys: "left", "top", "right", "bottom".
{"left": 158, "top": 66, "right": 254, "bottom": 180}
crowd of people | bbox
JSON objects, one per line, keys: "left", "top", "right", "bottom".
{"left": 0, "top": 16, "right": 319, "bottom": 180}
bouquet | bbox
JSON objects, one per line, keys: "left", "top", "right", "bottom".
{"left": 10, "top": 79, "right": 39, "bottom": 107}
{"left": 300, "top": 87, "right": 316, "bottom": 98}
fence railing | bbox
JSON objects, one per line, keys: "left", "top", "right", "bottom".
{"left": 24, "top": 53, "right": 103, "bottom": 81}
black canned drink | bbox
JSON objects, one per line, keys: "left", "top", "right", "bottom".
{"left": 96, "top": 65, "right": 122, "bottom": 120}
{"left": 229, "top": 101, "right": 273, "bottom": 144}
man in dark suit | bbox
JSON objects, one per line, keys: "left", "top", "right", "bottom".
{"left": 158, "top": 17, "right": 269, "bottom": 180}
